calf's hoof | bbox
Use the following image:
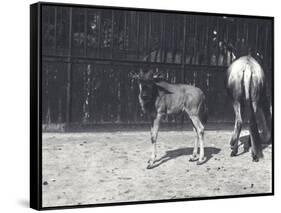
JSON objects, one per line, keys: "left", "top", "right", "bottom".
{"left": 147, "top": 164, "right": 153, "bottom": 169}
{"left": 189, "top": 155, "right": 199, "bottom": 162}
{"left": 147, "top": 159, "right": 155, "bottom": 169}
{"left": 230, "top": 139, "right": 235, "bottom": 147}
{"left": 230, "top": 149, "right": 238, "bottom": 157}
{"left": 196, "top": 157, "right": 207, "bottom": 165}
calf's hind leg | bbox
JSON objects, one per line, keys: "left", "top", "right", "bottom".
{"left": 189, "top": 127, "right": 199, "bottom": 162}
{"left": 190, "top": 115, "right": 206, "bottom": 165}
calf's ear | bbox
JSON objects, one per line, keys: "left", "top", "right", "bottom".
{"left": 139, "top": 69, "right": 144, "bottom": 78}
{"left": 129, "top": 70, "right": 140, "bottom": 81}
{"left": 155, "top": 84, "right": 172, "bottom": 94}
{"left": 145, "top": 69, "right": 154, "bottom": 80}
{"left": 153, "top": 71, "right": 165, "bottom": 81}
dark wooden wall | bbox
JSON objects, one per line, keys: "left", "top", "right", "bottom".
{"left": 41, "top": 5, "right": 273, "bottom": 128}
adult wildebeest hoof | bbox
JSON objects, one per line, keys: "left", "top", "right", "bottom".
{"left": 189, "top": 155, "right": 199, "bottom": 162}
{"left": 251, "top": 150, "right": 262, "bottom": 162}
{"left": 230, "top": 150, "right": 238, "bottom": 157}
{"left": 252, "top": 155, "right": 259, "bottom": 162}
{"left": 196, "top": 157, "right": 207, "bottom": 165}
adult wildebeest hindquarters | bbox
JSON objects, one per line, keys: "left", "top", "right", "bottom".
{"left": 137, "top": 70, "right": 208, "bottom": 168}
{"left": 227, "top": 55, "right": 271, "bottom": 161}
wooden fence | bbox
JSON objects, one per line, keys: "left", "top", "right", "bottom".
{"left": 41, "top": 5, "right": 273, "bottom": 129}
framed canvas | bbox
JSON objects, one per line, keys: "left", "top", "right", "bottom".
{"left": 30, "top": 1, "right": 274, "bottom": 210}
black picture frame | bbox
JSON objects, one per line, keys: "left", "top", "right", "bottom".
{"left": 30, "top": 1, "right": 274, "bottom": 210}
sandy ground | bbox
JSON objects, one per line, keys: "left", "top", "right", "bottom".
{"left": 42, "top": 130, "right": 272, "bottom": 207}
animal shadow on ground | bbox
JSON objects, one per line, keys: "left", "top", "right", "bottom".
{"left": 149, "top": 147, "right": 221, "bottom": 169}
{"left": 236, "top": 134, "right": 272, "bottom": 157}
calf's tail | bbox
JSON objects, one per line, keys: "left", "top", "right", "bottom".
{"left": 199, "top": 98, "right": 208, "bottom": 125}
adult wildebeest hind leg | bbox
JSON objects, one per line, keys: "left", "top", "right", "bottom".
{"left": 227, "top": 55, "right": 271, "bottom": 161}
{"left": 136, "top": 69, "right": 208, "bottom": 168}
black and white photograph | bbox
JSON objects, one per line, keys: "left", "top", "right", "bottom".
{"left": 30, "top": 2, "right": 273, "bottom": 210}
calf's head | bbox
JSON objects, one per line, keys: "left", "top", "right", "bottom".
{"left": 131, "top": 69, "right": 165, "bottom": 112}
{"left": 138, "top": 70, "right": 155, "bottom": 102}
{"left": 136, "top": 69, "right": 165, "bottom": 113}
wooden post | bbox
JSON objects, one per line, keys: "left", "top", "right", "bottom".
{"left": 66, "top": 8, "right": 73, "bottom": 127}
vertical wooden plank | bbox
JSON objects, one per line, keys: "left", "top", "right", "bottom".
{"left": 188, "top": 15, "right": 193, "bottom": 65}
{"left": 163, "top": 14, "right": 168, "bottom": 63}
{"left": 264, "top": 23, "right": 269, "bottom": 68}
{"left": 147, "top": 13, "right": 152, "bottom": 61}
{"left": 181, "top": 15, "right": 187, "bottom": 125}
{"left": 54, "top": 7, "right": 57, "bottom": 54}
{"left": 194, "top": 16, "right": 198, "bottom": 65}
{"left": 215, "top": 17, "right": 220, "bottom": 65}
{"left": 97, "top": 10, "right": 101, "bottom": 57}
{"left": 181, "top": 15, "right": 187, "bottom": 82}
{"left": 159, "top": 14, "right": 164, "bottom": 63}
{"left": 245, "top": 21, "right": 249, "bottom": 54}
{"left": 255, "top": 23, "right": 259, "bottom": 54}
{"left": 46, "top": 6, "right": 51, "bottom": 54}
{"left": 66, "top": 8, "right": 73, "bottom": 126}
{"left": 267, "top": 21, "right": 273, "bottom": 73}
{"left": 171, "top": 15, "right": 176, "bottom": 63}
{"left": 234, "top": 18, "right": 240, "bottom": 57}
{"left": 124, "top": 12, "right": 128, "bottom": 57}
{"left": 136, "top": 12, "right": 140, "bottom": 59}
{"left": 225, "top": 19, "right": 230, "bottom": 65}
{"left": 84, "top": 9, "right": 88, "bottom": 56}
{"left": 111, "top": 10, "right": 114, "bottom": 59}
{"left": 205, "top": 16, "right": 209, "bottom": 65}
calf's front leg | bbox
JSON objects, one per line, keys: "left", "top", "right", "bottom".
{"left": 147, "top": 114, "right": 162, "bottom": 169}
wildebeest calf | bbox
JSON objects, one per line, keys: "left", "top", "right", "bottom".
{"left": 136, "top": 69, "right": 208, "bottom": 168}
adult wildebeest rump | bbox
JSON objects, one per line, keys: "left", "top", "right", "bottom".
{"left": 136, "top": 69, "right": 208, "bottom": 168}
{"left": 227, "top": 55, "right": 271, "bottom": 161}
